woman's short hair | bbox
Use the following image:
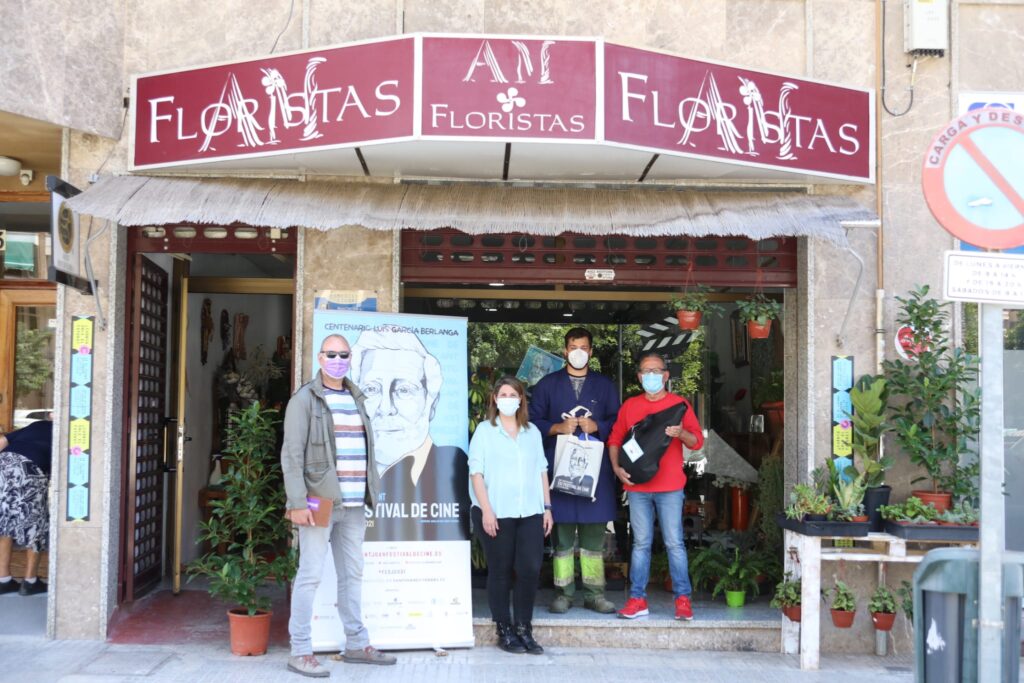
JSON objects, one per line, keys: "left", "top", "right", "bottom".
{"left": 486, "top": 375, "right": 530, "bottom": 429}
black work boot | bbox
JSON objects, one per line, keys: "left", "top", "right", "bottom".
{"left": 495, "top": 621, "right": 527, "bottom": 654}
{"left": 515, "top": 622, "right": 544, "bottom": 655}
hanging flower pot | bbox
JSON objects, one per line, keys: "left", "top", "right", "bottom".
{"left": 782, "top": 605, "right": 802, "bottom": 622}
{"left": 676, "top": 309, "right": 703, "bottom": 330}
{"left": 871, "top": 611, "right": 896, "bottom": 632}
{"left": 747, "top": 319, "right": 772, "bottom": 339}
{"left": 830, "top": 609, "right": 856, "bottom": 629}
{"left": 227, "top": 609, "right": 272, "bottom": 656}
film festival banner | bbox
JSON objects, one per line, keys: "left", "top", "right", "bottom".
{"left": 309, "top": 310, "right": 473, "bottom": 650}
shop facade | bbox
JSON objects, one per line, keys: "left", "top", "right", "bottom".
{"left": 1, "top": 0, "right": 1021, "bottom": 656}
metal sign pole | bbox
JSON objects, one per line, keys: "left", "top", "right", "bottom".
{"left": 977, "top": 302, "right": 1005, "bottom": 682}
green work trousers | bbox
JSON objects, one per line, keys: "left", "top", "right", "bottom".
{"left": 551, "top": 522, "right": 607, "bottom": 599}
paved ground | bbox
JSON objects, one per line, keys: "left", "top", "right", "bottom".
{"left": 0, "top": 634, "right": 921, "bottom": 683}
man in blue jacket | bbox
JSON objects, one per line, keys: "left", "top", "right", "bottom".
{"left": 530, "top": 328, "right": 620, "bottom": 614}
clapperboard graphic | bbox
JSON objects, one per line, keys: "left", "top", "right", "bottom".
{"left": 636, "top": 317, "right": 694, "bottom": 359}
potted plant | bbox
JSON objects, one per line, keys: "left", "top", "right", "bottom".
{"left": 770, "top": 572, "right": 802, "bottom": 622}
{"left": 736, "top": 293, "right": 782, "bottom": 339}
{"left": 187, "top": 402, "right": 297, "bottom": 656}
{"left": 711, "top": 475, "right": 754, "bottom": 531}
{"left": 868, "top": 584, "right": 897, "bottom": 631}
{"left": 669, "top": 285, "right": 723, "bottom": 331}
{"left": 711, "top": 548, "right": 761, "bottom": 608}
{"left": 823, "top": 458, "right": 868, "bottom": 523}
{"left": 827, "top": 580, "right": 857, "bottom": 628}
{"left": 752, "top": 368, "right": 785, "bottom": 439}
{"left": 785, "top": 483, "right": 831, "bottom": 522}
{"left": 849, "top": 374, "right": 893, "bottom": 531}
{"left": 689, "top": 544, "right": 728, "bottom": 594}
{"left": 882, "top": 286, "right": 981, "bottom": 513}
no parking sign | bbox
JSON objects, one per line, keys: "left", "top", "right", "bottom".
{"left": 922, "top": 107, "right": 1024, "bottom": 250}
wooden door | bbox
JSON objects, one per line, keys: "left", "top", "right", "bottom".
{"left": 122, "top": 255, "right": 170, "bottom": 600}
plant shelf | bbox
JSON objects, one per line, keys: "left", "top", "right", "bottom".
{"left": 774, "top": 512, "right": 870, "bottom": 538}
{"left": 882, "top": 520, "right": 979, "bottom": 541}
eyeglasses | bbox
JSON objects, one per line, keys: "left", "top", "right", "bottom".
{"left": 639, "top": 368, "right": 666, "bottom": 375}
{"left": 320, "top": 351, "right": 350, "bottom": 359}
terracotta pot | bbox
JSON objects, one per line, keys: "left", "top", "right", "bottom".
{"left": 851, "top": 515, "right": 869, "bottom": 523}
{"left": 676, "top": 309, "right": 702, "bottom": 330}
{"left": 871, "top": 611, "right": 896, "bottom": 632}
{"left": 760, "top": 401, "right": 784, "bottom": 436}
{"left": 911, "top": 490, "right": 952, "bottom": 514}
{"left": 830, "top": 609, "right": 856, "bottom": 629}
{"left": 730, "top": 486, "right": 750, "bottom": 531}
{"left": 782, "top": 605, "right": 802, "bottom": 622}
{"left": 227, "top": 609, "right": 272, "bottom": 656}
{"left": 747, "top": 319, "right": 772, "bottom": 339}
{"left": 725, "top": 590, "right": 746, "bottom": 608}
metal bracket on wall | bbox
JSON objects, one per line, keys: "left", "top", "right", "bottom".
{"left": 835, "top": 237, "right": 865, "bottom": 349}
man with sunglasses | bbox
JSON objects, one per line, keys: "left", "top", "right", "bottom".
{"left": 281, "top": 334, "right": 395, "bottom": 678}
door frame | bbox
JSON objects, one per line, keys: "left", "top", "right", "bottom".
{"left": 0, "top": 281, "right": 57, "bottom": 432}
{"left": 117, "top": 226, "right": 297, "bottom": 604}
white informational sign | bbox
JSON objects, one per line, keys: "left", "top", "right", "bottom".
{"left": 943, "top": 250, "right": 1024, "bottom": 307}
{"left": 311, "top": 541, "right": 473, "bottom": 651}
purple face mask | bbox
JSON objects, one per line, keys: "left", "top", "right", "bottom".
{"left": 323, "top": 357, "right": 350, "bottom": 379}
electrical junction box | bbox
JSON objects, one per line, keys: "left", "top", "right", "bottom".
{"left": 904, "top": 0, "right": 949, "bottom": 56}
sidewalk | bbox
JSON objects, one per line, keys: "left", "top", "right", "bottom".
{"left": 0, "top": 635, "right": 921, "bottom": 683}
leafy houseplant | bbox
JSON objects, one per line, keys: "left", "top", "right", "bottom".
{"left": 736, "top": 293, "right": 783, "bottom": 339}
{"left": 770, "top": 572, "right": 802, "bottom": 622}
{"left": 849, "top": 374, "right": 892, "bottom": 488}
{"left": 785, "top": 483, "right": 831, "bottom": 521}
{"left": 711, "top": 548, "right": 761, "bottom": 607}
{"left": 868, "top": 584, "right": 897, "bottom": 631}
{"left": 878, "top": 496, "right": 940, "bottom": 524}
{"left": 823, "top": 458, "right": 868, "bottom": 521}
{"left": 187, "top": 402, "right": 297, "bottom": 656}
{"left": 828, "top": 580, "right": 857, "bottom": 628}
{"left": 882, "top": 285, "right": 981, "bottom": 510}
{"left": 669, "top": 285, "right": 723, "bottom": 330}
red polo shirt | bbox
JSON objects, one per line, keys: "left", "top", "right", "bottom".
{"left": 607, "top": 393, "right": 704, "bottom": 493}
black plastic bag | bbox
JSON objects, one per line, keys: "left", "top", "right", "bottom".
{"left": 619, "top": 401, "right": 688, "bottom": 484}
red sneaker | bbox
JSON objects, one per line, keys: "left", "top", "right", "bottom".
{"left": 675, "top": 595, "right": 694, "bottom": 621}
{"left": 617, "top": 597, "right": 649, "bottom": 619}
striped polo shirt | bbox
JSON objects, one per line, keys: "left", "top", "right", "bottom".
{"left": 323, "top": 388, "right": 367, "bottom": 507}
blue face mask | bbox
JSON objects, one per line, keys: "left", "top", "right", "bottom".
{"left": 641, "top": 372, "right": 665, "bottom": 394}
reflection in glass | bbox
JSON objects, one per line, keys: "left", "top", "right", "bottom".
{"left": 13, "top": 305, "right": 56, "bottom": 428}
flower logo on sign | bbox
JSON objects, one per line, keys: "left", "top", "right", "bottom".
{"left": 497, "top": 87, "right": 526, "bottom": 112}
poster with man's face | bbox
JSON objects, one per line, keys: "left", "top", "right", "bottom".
{"left": 310, "top": 310, "right": 469, "bottom": 542}
{"left": 310, "top": 310, "right": 472, "bottom": 651}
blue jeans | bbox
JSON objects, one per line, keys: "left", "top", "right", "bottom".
{"left": 627, "top": 489, "right": 692, "bottom": 599}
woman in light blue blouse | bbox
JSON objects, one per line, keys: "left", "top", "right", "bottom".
{"left": 469, "top": 375, "right": 553, "bottom": 655}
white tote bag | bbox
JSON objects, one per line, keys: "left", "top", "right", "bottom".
{"left": 550, "top": 407, "right": 604, "bottom": 501}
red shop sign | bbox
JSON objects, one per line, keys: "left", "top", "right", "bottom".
{"left": 132, "top": 37, "right": 415, "bottom": 168}
{"left": 603, "top": 44, "right": 873, "bottom": 182}
{"left": 420, "top": 36, "right": 597, "bottom": 140}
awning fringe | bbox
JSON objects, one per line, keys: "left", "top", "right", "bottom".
{"left": 65, "top": 175, "right": 874, "bottom": 247}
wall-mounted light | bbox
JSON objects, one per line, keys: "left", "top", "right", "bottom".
{"left": 0, "top": 156, "right": 21, "bottom": 176}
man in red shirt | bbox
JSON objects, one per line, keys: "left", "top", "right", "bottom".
{"left": 608, "top": 351, "right": 704, "bottom": 621}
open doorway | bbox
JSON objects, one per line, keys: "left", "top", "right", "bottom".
{"left": 113, "top": 227, "right": 295, "bottom": 643}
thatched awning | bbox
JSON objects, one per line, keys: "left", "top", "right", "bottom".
{"left": 65, "top": 175, "right": 874, "bottom": 247}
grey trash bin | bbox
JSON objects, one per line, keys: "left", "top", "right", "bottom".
{"left": 913, "top": 547, "right": 1023, "bottom": 683}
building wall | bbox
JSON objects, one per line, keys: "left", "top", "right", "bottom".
{"left": 32, "top": 0, "right": 1023, "bottom": 650}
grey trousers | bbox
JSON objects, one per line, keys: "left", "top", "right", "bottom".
{"left": 289, "top": 504, "right": 370, "bottom": 656}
